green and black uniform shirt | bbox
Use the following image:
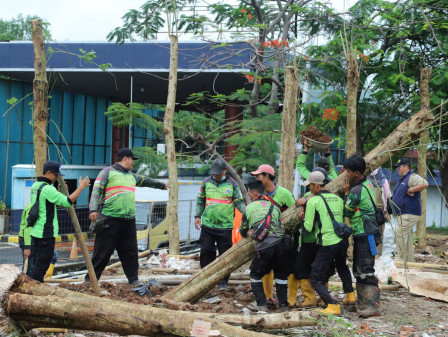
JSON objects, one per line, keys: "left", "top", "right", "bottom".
{"left": 303, "top": 191, "right": 344, "bottom": 246}
{"left": 268, "top": 185, "right": 295, "bottom": 211}
{"left": 296, "top": 152, "right": 337, "bottom": 180}
{"left": 299, "top": 191, "right": 318, "bottom": 244}
{"left": 90, "top": 163, "right": 166, "bottom": 219}
{"left": 195, "top": 175, "right": 245, "bottom": 230}
{"left": 19, "top": 202, "right": 32, "bottom": 249}
{"left": 343, "top": 177, "right": 378, "bottom": 236}
{"left": 29, "top": 177, "right": 73, "bottom": 239}
{"left": 240, "top": 196, "right": 284, "bottom": 250}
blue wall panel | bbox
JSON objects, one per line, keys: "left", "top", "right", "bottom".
{"left": 84, "top": 97, "right": 95, "bottom": 145}
{"left": 0, "top": 81, "right": 9, "bottom": 142}
{"left": 8, "top": 84, "right": 24, "bottom": 142}
{"left": 73, "top": 94, "right": 86, "bottom": 164}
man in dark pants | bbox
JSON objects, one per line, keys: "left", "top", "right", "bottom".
{"left": 88, "top": 148, "right": 168, "bottom": 284}
{"left": 343, "top": 154, "right": 381, "bottom": 317}
{"left": 194, "top": 158, "right": 245, "bottom": 290}
{"left": 240, "top": 180, "right": 289, "bottom": 312}
{"left": 298, "top": 171, "right": 353, "bottom": 315}
{"left": 27, "top": 161, "right": 90, "bottom": 282}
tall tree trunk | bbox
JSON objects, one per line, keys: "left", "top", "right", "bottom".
{"left": 164, "top": 35, "right": 180, "bottom": 255}
{"left": 278, "top": 66, "right": 298, "bottom": 192}
{"left": 31, "top": 19, "right": 48, "bottom": 176}
{"left": 164, "top": 109, "right": 435, "bottom": 304}
{"left": 417, "top": 68, "right": 432, "bottom": 247}
{"left": 346, "top": 50, "right": 359, "bottom": 156}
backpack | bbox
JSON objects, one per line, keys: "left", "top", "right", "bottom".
{"left": 251, "top": 202, "right": 275, "bottom": 242}
{"left": 27, "top": 183, "right": 47, "bottom": 227}
{"left": 318, "top": 194, "right": 352, "bottom": 239}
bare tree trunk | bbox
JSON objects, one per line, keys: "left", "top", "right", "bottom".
{"left": 31, "top": 20, "right": 48, "bottom": 176}
{"left": 163, "top": 109, "right": 435, "bottom": 304}
{"left": 164, "top": 35, "right": 180, "bottom": 255}
{"left": 3, "top": 271, "right": 275, "bottom": 337}
{"left": 278, "top": 66, "right": 298, "bottom": 192}
{"left": 346, "top": 50, "right": 359, "bottom": 156}
{"left": 57, "top": 176, "right": 100, "bottom": 295}
{"left": 417, "top": 68, "right": 432, "bottom": 247}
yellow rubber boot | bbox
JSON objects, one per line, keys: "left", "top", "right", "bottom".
{"left": 44, "top": 263, "right": 55, "bottom": 280}
{"left": 299, "top": 279, "right": 317, "bottom": 307}
{"left": 343, "top": 292, "right": 356, "bottom": 305}
{"left": 262, "top": 271, "right": 274, "bottom": 299}
{"left": 287, "top": 274, "right": 300, "bottom": 307}
{"left": 317, "top": 303, "right": 341, "bottom": 316}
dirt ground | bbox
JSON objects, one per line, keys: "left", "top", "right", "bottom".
{"left": 23, "top": 233, "right": 448, "bottom": 337}
{"left": 299, "top": 125, "right": 333, "bottom": 143}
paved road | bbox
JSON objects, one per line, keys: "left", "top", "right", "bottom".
{"left": 0, "top": 242, "right": 22, "bottom": 265}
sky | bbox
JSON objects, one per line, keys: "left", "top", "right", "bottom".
{"left": 1, "top": 0, "right": 354, "bottom": 41}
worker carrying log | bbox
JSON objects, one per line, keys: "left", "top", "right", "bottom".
{"left": 249, "top": 164, "right": 296, "bottom": 307}
{"left": 342, "top": 154, "right": 381, "bottom": 318}
{"left": 88, "top": 148, "right": 168, "bottom": 285}
{"left": 297, "top": 170, "right": 354, "bottom": 316}
{"left": 240, "top": 180, "right": 290, "bottom": 312}
{"left": 194, "top": 158, "right": 246, "bottom": 290}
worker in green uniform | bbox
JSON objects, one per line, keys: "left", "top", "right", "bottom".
{"left": 296, "top": 138, "right": 337, "bottom": 180}
{"left": 195, "top": 158, "right": 245, "bottom": 290}
{"left": 240, "top": 180, "right": 289, "bottom": 312}
{"left": 343, "top": 153, "right": 381, "bottom": 317}
{"left": 27, "top": 161, "right": 90, "bottom": 282}
{"left": 250, "top": 164, "right": 296, "bottom": 307}
{"left": 298, "top": 171, "right": 353, "bottom": 316}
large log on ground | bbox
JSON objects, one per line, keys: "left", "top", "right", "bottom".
{"left": 163, "top": 108, "right": 435, "bottom": 304}
{"left": 0, "top": 265, "right": 276, "bottom": 337}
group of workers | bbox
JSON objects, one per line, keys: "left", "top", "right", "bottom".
{"left": 194, "top": 139, "right": 428, "bottom": 317}
{"left": 19, "top": 142, "right": 428, "bottom": 319}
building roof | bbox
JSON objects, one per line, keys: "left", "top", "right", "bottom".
{"left": 0, "top": 41, "right": 251, "bottom": 106}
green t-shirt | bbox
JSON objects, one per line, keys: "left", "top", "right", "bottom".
{"left": 269, "top": 185, "right": 295, "bottom": 210}
{"left": 304, "top": 191, "right": 344, "bottom": 246}
{"left": 19, "top": 202, "right": 32, "bottom": 247}
{"left": 296, "top": 152, "right": 337, "bottom": 180}
{"left": 343, "top": 178, "right": 377, "bottom": 236}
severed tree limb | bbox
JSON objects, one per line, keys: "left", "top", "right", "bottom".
{"left": 2, "top": 266, "right": 275, "bottom": 337}
{"left": 163, "top": 108, "right": 435, "bottom": 304}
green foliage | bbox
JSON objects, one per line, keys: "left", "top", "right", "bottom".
{"left": 0, "top": 196, "right": 6, "bottom": 213}
{"left": 105, "top": 102, "right": 162, "bottom": 136}
{"left": 133, "top": 147, "right": 168, "bottom": 178}
{"left": 0, "top": 14, "right": 52, "bottom": 41}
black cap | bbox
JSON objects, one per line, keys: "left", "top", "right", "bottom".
{"left": 317, "top": 157, "right": 330, "bottom": 171}
{"left": 210, "top": 158, "right": 227, "bottom": 175}
{"left": 117, "top": 148, "right": 139, "bottom": 160}
{"left": 393, "top": 158, "right": 411, "bottom": 168}
{"left": 312, "top": 167, "right": 331, "bottom": 183}
{"left": 43, "top": 160, "right": 64, "bottom": 176}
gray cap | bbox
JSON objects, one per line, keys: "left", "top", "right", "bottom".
{"left": 210, "top": 158, "right": 227, "bottom": 175}
{"left": 303, "top": 171, "right": 326, "bottom": 186}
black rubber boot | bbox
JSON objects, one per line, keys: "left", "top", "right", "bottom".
{"left": 276, "top": 283, "right": 288, "bottom": 310}
{"left": 251, "top": 282, "right": 267, "bottom": 307}
{"left": 356, "top": 283, "right": 381, "bottom": 318}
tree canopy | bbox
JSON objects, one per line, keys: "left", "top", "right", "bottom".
{"left": 0, "top": 14, "right": 51, "bottom": 41}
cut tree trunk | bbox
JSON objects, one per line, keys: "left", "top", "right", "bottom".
{"left": 1, "top": 267, "right": 276, "bottom": 337}
{"left": 31, "top": 19, "right": 49, "bottom": 176}
{"left": 346, "top": 49, "right": 359, "bottom": 157}
{"left": 164, "top": 34, "right": 180, "bottom": 255}
{"left": 278, "top": 66, "right": 298, "bottom": 192}
{"left": 162, "top": 237, "right": 255, "bottom": 303}
{"left": 417, "top": 68, "right": 432, "bottom": 247}
{"left": 163, "top": 108, "right": 435, "bottom": 304}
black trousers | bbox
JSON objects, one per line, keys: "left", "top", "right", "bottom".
{"left": 250, "top": 239, "right": 290, "bottom": 282}
{"left": 87, "top": 217, "right": 138, "bottom": 283}
{"left": 293, "top": 242, "right": 319, "bottom": 280}
{"left": 199, "top": 226, "right": 233, "bottom": 268}
{"left": 353, "top": 233, "right": 380, "bottom": 286}
{"left": 310, "top": 238, "right": 353, "bottom": 305}
{"left": 27, "top": 237, "right": 55, "bottom": 283}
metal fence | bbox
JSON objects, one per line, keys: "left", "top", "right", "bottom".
{"left": 0, "top": 200, "right": 200, "bottom": 266}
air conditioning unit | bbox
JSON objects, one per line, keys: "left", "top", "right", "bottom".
{"left": 157, "top": 143, "right": 166, "bottom": 154}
